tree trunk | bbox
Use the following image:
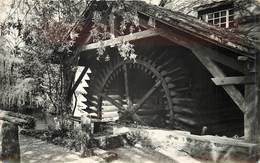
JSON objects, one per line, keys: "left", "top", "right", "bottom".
{"left": 58, "top": 55, "right": 77, "bottom": 130}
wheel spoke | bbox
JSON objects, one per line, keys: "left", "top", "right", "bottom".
{"left": 131, "top": 80, "right": 162, "bottom": 113}
{"left": 99, "top": 93, "right": 125, "bottom": 111}
{"left": 97, "top": 96, "right": 103, "bottom": 118}
{"left": 123, "top": 64, "right": 132, "bottom": 109}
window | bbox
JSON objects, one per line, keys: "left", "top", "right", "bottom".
{"left": 203, "top": 8, "right": 234, "bottom": 28}
{"left": 197, "top": 2, "right": 235, "bottom": 28}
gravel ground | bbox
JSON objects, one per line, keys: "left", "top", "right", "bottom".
{"left": 19, "top": 134, "right": 202, "bottom": 163}
{"left": 19, "top": 135, "right": 103, "bottom": 163}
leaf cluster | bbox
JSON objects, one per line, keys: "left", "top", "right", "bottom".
{"left": 89, "top": 1, "right": 139, "bottom": 62}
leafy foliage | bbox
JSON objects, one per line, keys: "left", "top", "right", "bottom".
{"left": 0, "top": 22, "right": 30, "bottom": 109}
{"left": 118, "top": 41, "right": 137, "bottom": 61}
{"left": 0, "top": 0, "right": 86, "bottom": 113}
{"left": 90, "top": 2, "right": 139, "bottom": 62}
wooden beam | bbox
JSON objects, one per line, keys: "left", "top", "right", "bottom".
{"left": 109, "top": 13, "right": 115, "bottom": 37}
{"left": 123, "top": 64, "right": 132, "bottom": 110}
{"left": 157, "top": 28, "right": 245, "bottom": 74}
{"left": 157, "top": 28, "right": 189, "bottom": 49}
{"left": 0, "top": 110, "right": 34, "bottom": 128}
{"left": 211, "top": 76, "right": 255, "bottom": 85}
{"left": 244, "top": 79, "right": 257, "bottom": 143}
{"left": 256, "top": 52, "right": 260, "bottom": 143}
{"left": 69, "top": 67, "right": 88, "bottom": 99}
{"left": 160, "top": 28, "right": 247, "bottom": 74}
{"left": 132, "top": 80, "right": 162, "bottom": 113}
{"left": 206, "top": 52, "right": 245, "bottom": 74}
{"left": 244, "top": 55, "right": 260, "bottom": 143}
{"left": 80, "top": 29, "right": 160, "bottom": 51}
{"left": 191, "top": 46, "right": 246, "bottom": 113}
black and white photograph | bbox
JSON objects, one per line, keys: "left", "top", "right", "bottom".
{"left": 0, "top": 0, "right": 259, "bottom": 162}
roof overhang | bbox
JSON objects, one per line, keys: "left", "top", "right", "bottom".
{"left": 77, "top": 1, "right": 258, "bottom": 59}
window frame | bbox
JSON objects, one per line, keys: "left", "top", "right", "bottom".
{"left": 202, "top": 8, "right": 234, "bottom": 28}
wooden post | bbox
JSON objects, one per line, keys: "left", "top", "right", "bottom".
{"left": 68, "top": 67, "right": 89, "bottom": 101}
{"left": 80, "top": 114, "right": 93, "bottom": 157}
{"left": 0, "top": 110, "right": 34, "bottom": 163}
{"left": 244, "top": 55, "right": 260, "bottom": 143}
{"left": 109, "top": 13, "right": 115, "bottom": 38}
{"left": 257, "top": 53, "right": 260, "bottom": 143}
{"left": 0, "top": 120, "right": 20, "bottom": 163}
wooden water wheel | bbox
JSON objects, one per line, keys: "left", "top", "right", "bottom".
{"left": 84, "top": 48, "right": 196, "bottom": 129}
{"left": 79, "top": 43, "right": 244, "bottom": 136}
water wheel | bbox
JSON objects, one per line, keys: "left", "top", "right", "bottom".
{"left": 84, "top": 47, "right": 196, "bottom": 129}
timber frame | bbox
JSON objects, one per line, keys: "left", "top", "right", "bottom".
{"left": 73, "top": 1, "right": 260, "bottom": 144}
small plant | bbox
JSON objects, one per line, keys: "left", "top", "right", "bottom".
{"left": 126, "top": 130, "right": 156, "bottom": 149}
